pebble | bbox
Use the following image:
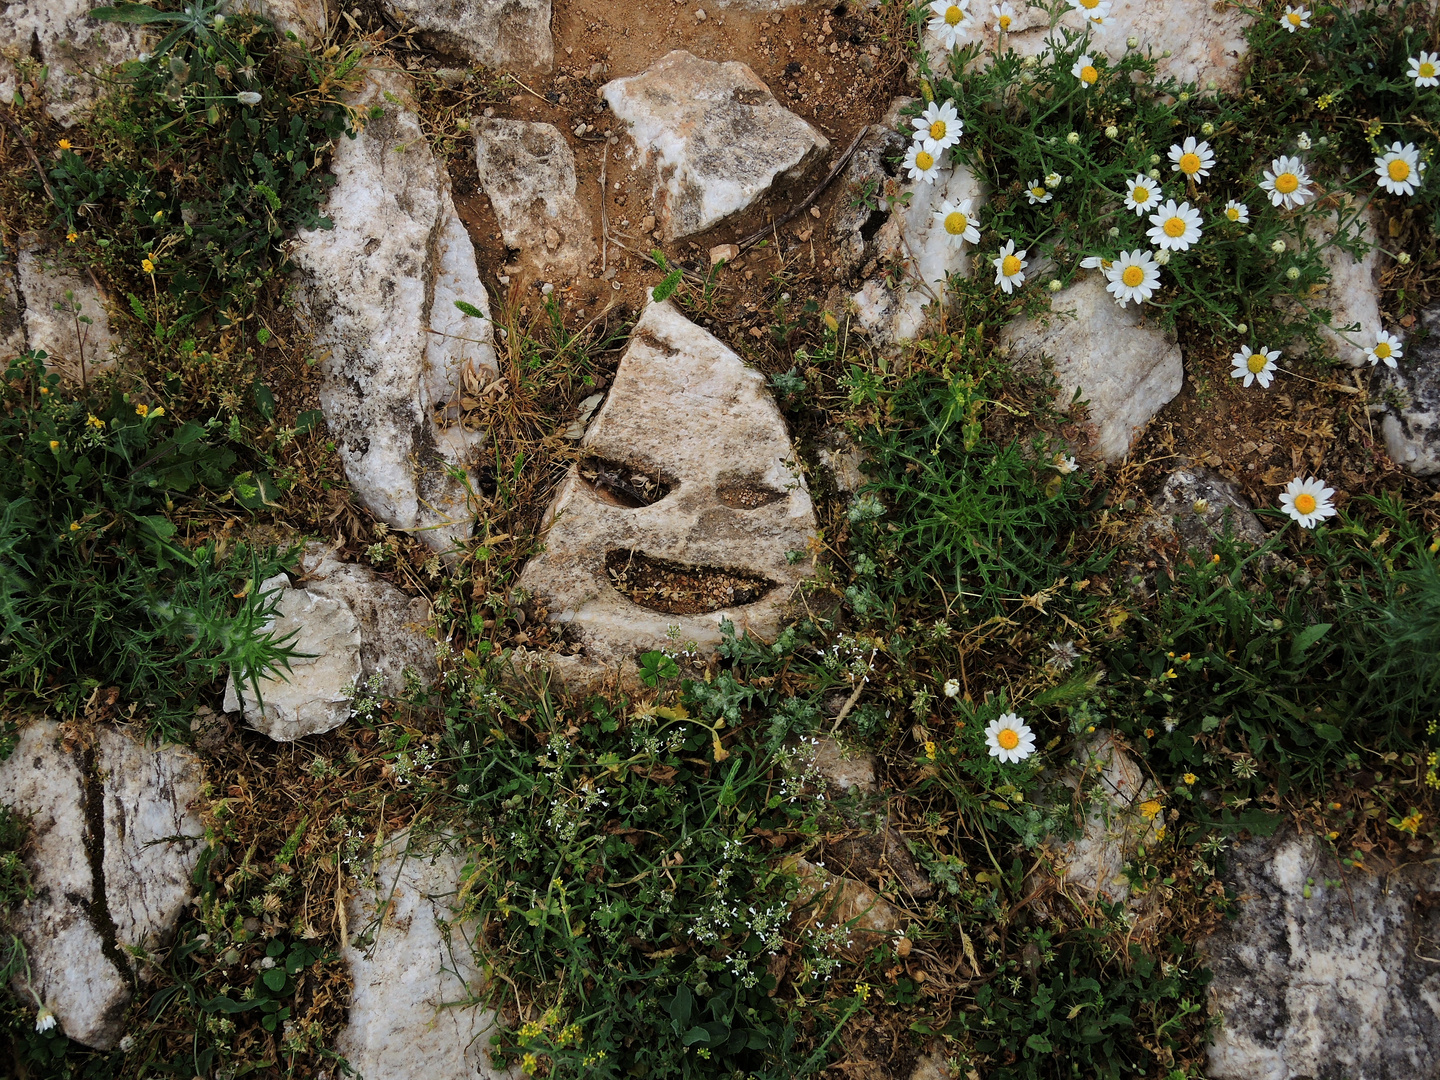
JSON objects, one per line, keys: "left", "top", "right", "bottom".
{"left": 695, "top": 7, "right": 706, "bottom": 18}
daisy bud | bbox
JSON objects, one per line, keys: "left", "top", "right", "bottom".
{"left": 1270, "top": 239, "right": 1287, "bottom": 254}
{"left": 1298, "top": 87, "right": 1308, "bottom": 96}
{"left": 1398, "top": 252, "right": 1412, "bottom": 265}
{"left": 213, "top": 13, "right": 225, "bottom": 25}
{"left": 1154, "top": 250, "right": 1171, "bottom": 265}
{"left": 1108, "top": 226, "right": 1120, "bottom": 237}
{"left": 943, "top": 679, "right": 960, "bottom": 698}
{"left": 1149, "top": 154, "right": 1161, "bottom": 166}
{"left": 1178, "top": 91, "right": 1190, "bottom": 102}
{"left": 1126, "top": 35, "right": 1139, "bottom": 48}
{"left": 1286, "top": 266, "right": 1301, "bottom": 280}
{"left": 1318, "top": 136, "right": 1328, "bottom": 147}
{"left": 1200, "top": 122, "right": 1215, "bottom": 136}
{"left": 1148, "top": 168, "right": 1161, "bottom": 180}
{"left": 1296, "top": 132, "right": 1312, "bottom": 150}
{"left": 1105, "top": 125, "right": 1119, "bottom": 138}
{"left": 1236, "top": 322, "right": 1248, "bottom": 334}
{"left": 1207, "top": 80, "right": 1218, "bottom": 91}
{"left": 237, "top": 91, "right": 261, "bottom": 105}
{"left": 1021, "top": 54, "right": 1038, "bottom": 68}
{"left": 1162, "top": 49, "right": 1172, "bottom": 57}
{"left": 1048, "top": 278, "right": 1062, "bottom": 292}
{"left": 1067, "top": 131, "right": 1080, "bottom": 145}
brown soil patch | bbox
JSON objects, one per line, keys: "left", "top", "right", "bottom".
{"left": 605, "top": 547, "right": 778, "bottom": 612}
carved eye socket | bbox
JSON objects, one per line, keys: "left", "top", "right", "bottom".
{"left": 606, "top": 549, "right": 778, "bottom": 614}
{"left": 716, "top": 480, "right": 787, "bottom": 509}
{"left": 578, "top": 456, "right": 673, "bottom": 508}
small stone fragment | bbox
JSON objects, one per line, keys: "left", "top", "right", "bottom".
{"left": 15, "top": 248, "right": 116, "bottom": 383}
{"left": 709, "top": 243, "right": 740, "bottom": 266}
{"left": 1144, "top": 467, "right": 1266, "bottom": 551}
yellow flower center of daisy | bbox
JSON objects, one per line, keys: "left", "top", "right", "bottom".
{"left": 997, "top": 728, "right": 1020, "bottom": 749}
{"left": 1080, "top": 0, "right": 1099, "bottom": 8}
{"left": 1179, "top": 152, "right": 1202, "bottom": 174}
{"left": 1422, "top": 62, "right": 1436, "bottom": 78}
{"left": 1133, "top": 185, "right": 1149, "bottom": 203}
{"left": 998, "top": 13, "right": 1011, "bottom": 27}
{"left": 1275, "top": 171, "right": 1300, "bottom": 193}
{"left": 1287, "top": 11, "right": 1302, "bottom": 24}
{"left": 1002, "top": 254, "right": 1022, "bottom": 276}
{"left": 945, "top": 4, "right": 963, "bottom": 24}
{"left": 930, "top": 119, "right": 948, "bottom": 140}
{"left": 1247, "top": 353, "right": 1268, "bottom": 373}
{"left": 1121, "top": 265, "right": 1146, "bottom": 287}
{"left": 1163, "top": 216, "right": 1187, "bottom": 237}
{"left": 915, "top": 150, "right": 935, "bottom": 171}
{"left": 1388, "top": 159, "right": 1411, "bottom": 182}
{"left": 1031, "top": 186, "right": 1047, "bottom": 197}
{"left": 1080, "top": 64, "right": 1098, "bottom": 84}
{"left": 944, "top": 211, "right": 969, "bottom": 235}
{"left": 1375, "top": 342, "right": 1392, "bottom": 359}
{"left": 1294, "top": 493, "right": 1317, "bottom": 515}
{"left": 1226, "top": 206, "right": 1241, "bottom": 220}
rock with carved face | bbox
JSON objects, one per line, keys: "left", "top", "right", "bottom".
{"left": 517, "top": 296, "right": 818, "bottom": 667}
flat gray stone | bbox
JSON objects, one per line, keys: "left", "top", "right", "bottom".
{"left": 1202, "top": 829, "right": 1440, "bottom": 1080}
{"left": 292, "top": 74, "right": 499, "bottom": 555}
{"left": 602, "top": 51, "right": 829, "bottom": 241}
{"left": 0, "top": 0, "right": 145, "bottom": 124}
{"left": 1381, "top": 301, "right": 1440, "bottom": 477}
{"left": 337, "top": 832, "right": 514, "bottom": 1079}
{"left": 475, "top": 119, "right": 594, "bottom": 280}
{"left": 1000, "top": 275, "right": 1183, "bottom": 463}
{"left": 382, "top": 0, "right": 552, "bottom": 72}
{"left": 15, "top": 248, "right": 116, "bottom": 384}
{"left": 1146, "top": 467, "right": 1266, "bottom": 551}
{"left": 518, "top": 296, "right": 817, "bottom": 666}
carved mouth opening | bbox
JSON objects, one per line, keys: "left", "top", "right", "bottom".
{"left": 717, "top": 480, "right": 787, "bottom": 509}
{"left": 578, "top": 456, "right": 674, "bottom": 508}
{"left": 606, "top": 549, "right": 779, "bottom": 614}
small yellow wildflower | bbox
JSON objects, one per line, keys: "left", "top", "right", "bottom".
{"left": 855, "top": 981, "right": 873, "bottom": 1002}
{"left": 518, "top": 1021, "right": 543, "bottom": 1040}
{"left": 86, "top": 414, "right": 104, "bottom": 429}
{"left": 1182, "top": 772, "right": 1197, "bottom": 785}
{"left": 1328, "top": 830, "right": 1340, "bottom": 840}
{"left": 66, "top": 230, "right": 78, "bottom": 243}
{"left": 1164, "top": 668, "right": 1178, "bottom": 679}
{"left": 520, "top": 1053, "right": 539, "bottom": 1076}
{"left": 69, "top": 520, "right": 81, "bottom": 531}
{"left": 58, "top": 139, "right": 72, "bottom": 150}
{"left": 1397, "top": 811, "right": 1423, "bottom": 834}
{"left": 923, "top": 740, "right": 937, "bottom": 759}
{"left": 151, "top": 406, "right": 165, "bottom": 417}
{"left": 1139, "top": 800, "right": 1163, "bottom": 820}
{"left": 38, "top": 386, "right": 48, "bottom": 395}
{"left": 135, "top": 403, "right": 149, "bottom": 417}
{"left": 1315, "top": 91, "right": 1336, "bottom": 110}
{"left": 49, "top": 440, "right": 59, "bottom": 451}
{"left": 141, "top": 257, "right": 156, "bottom": 274}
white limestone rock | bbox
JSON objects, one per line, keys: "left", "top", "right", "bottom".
{"left": 475, "top": 119, "right": 594, "bottom": 281}
{"left": 0, "top": 722, "right": 204, "bottom": 1050}
{"left": 0, "top": 260, "right": 25, "bottom": 361}
{"left": 1381, "top": 301, "right": 1440, "bottom": 477}
{"left": 517, "top": 297, "right": 817, "bottom": 666}
{"left": 337, "top": 832, "right": 515, "bottom": 1080}
{"left": 382, "top": 0, "right": 553, "bottom": 72}
{"left": 224, "top": 572, "right": 363, "bottom": 740}
{"left": 602, "top": 51, "right": 829, "bottom": 241}
{"left": 1043, "top": 733, "right": 1161, "bottom": 906}
{"left": 1202, "top": 830, "right": 1440, "bottom": 1080}
{"left": 292, "top": 75, "right": 499, "bottom": 556}
{"left": 224, "top": 0, "right": 330, "bottom": 41}
{"left": 15, "top": 248, "right": 116, "bottom": 384}
{"left": 0, "top": 0, "right": 145, "bottom": 125}
{"left": 1000, "top": 275, "right": 1183, "bottom": 462}
{"left": 1144, "top": 466, "right": 1266, "bottom": 551}
{"left": 956, "top": 0, "right": 1251, "bottom": 93}
{"left": 1280, "top": 209, "right": 1383, "bottom": 366}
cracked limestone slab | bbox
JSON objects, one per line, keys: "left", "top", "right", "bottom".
{"left": 602, "top": 51, "right": 829, "bottom": 241}
{"left": 337, "top": 831, "right": 516, "bottom": 1080}
{"left": 15, "top": 248, "right": 116, "bottom": 384}
{"left": 381, "top": 0, "right": 552, "bottom": 72}
{"left": 1381, "top": 299, "right": 1440, "bottom": 477}
{"left": 224, "top": 0, "right": 330, "bottom": 41}
{"left": 1201, "top": 829, "right": 1440, "bottom": 1080}
{"left": 1000, "top": 274, "right": 1183, "bottom": 462}
{"left": 0, "top": 0, "right": 146, "bottom": 125}
{"left": 475, "top": 119, "right": 594, "bottom": 281}
{"left": 952, "top": 0, "right": 1251, "bottom": 94}
{"left": 0, "top": 722, "right": 204, "bottom": 1049}
{"left": 292, "top": 74, "right": 499, "bottom": 556}
{"left": 517, "top": 296, "right": 817, "bottom": 667}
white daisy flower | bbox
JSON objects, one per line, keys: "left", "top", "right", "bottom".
{"left": 1221, "top": 199, "right": 1250, "bottom": 224}
{"left": 1072, "top": 53, "right": 1100, "bottom": 87}
{"left": 1146, "top": 199, "right": 1203, "bottom": 251}
{"left": 993, "top": 239, "right": 1028, "bottom": 294}
{"left": 1025, "top": 179, "right": 1053, "bottom": 204}
{"left": 1067, "top": 0, "right": 1112, "bottom": 22}
{"left": 1230, "top": 345, "right": 1280, "bottom": 388}
{"left": 1375, "top": 141, "right": 1423, "bottom": 196}
{"left": 928, "top": 0, "right": 976, "bottom": 49}
{"left": 1260, "top": 155, "right": 1313, "bottom": 209}
{"left": 991, "top": 2, "right": 1015, "bottom": 31}
{"left": 1409, "top": 50, "right": 1440, "bottom": 87}
{"left": 985, "top": 712, "right": 1036, "bottom": 763}
{"left": 904, "top": 141, "right": 943, "bottom": 184}
{"left": 934, "top": 198, "right": 981, "bottom": 247}
{"left": 1278, "top": 476, "right": 1337, "bottom": 529}
{"left": 35, "top": 1006, "right": 56, "bottom": 1033}
{"left": 1169, "top": 136, "right": 1215, "bottom": 183}
{"left": 1079, "top": 255, "right": 1112, "bottom": 270}
{"left": 913, "top": 100, "right": 963, "bottom": 153}
{"left": 1365, "top": 329, "right": 1403, "bottom": 368}
{"left": 943, "top": 678, "right": 961, "bottom": 697}
{"left": 1054, "top": 454, "right": 1079, "bottom": 474}
{"left": 1105, "top": 249, "right": 1161, "bottom": 306}
{"left": 1124, "top": 174, "right": 1160, "bottom": 215}
{"left": 1279, "top": 4, "right": 1310, "bottom": 31}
